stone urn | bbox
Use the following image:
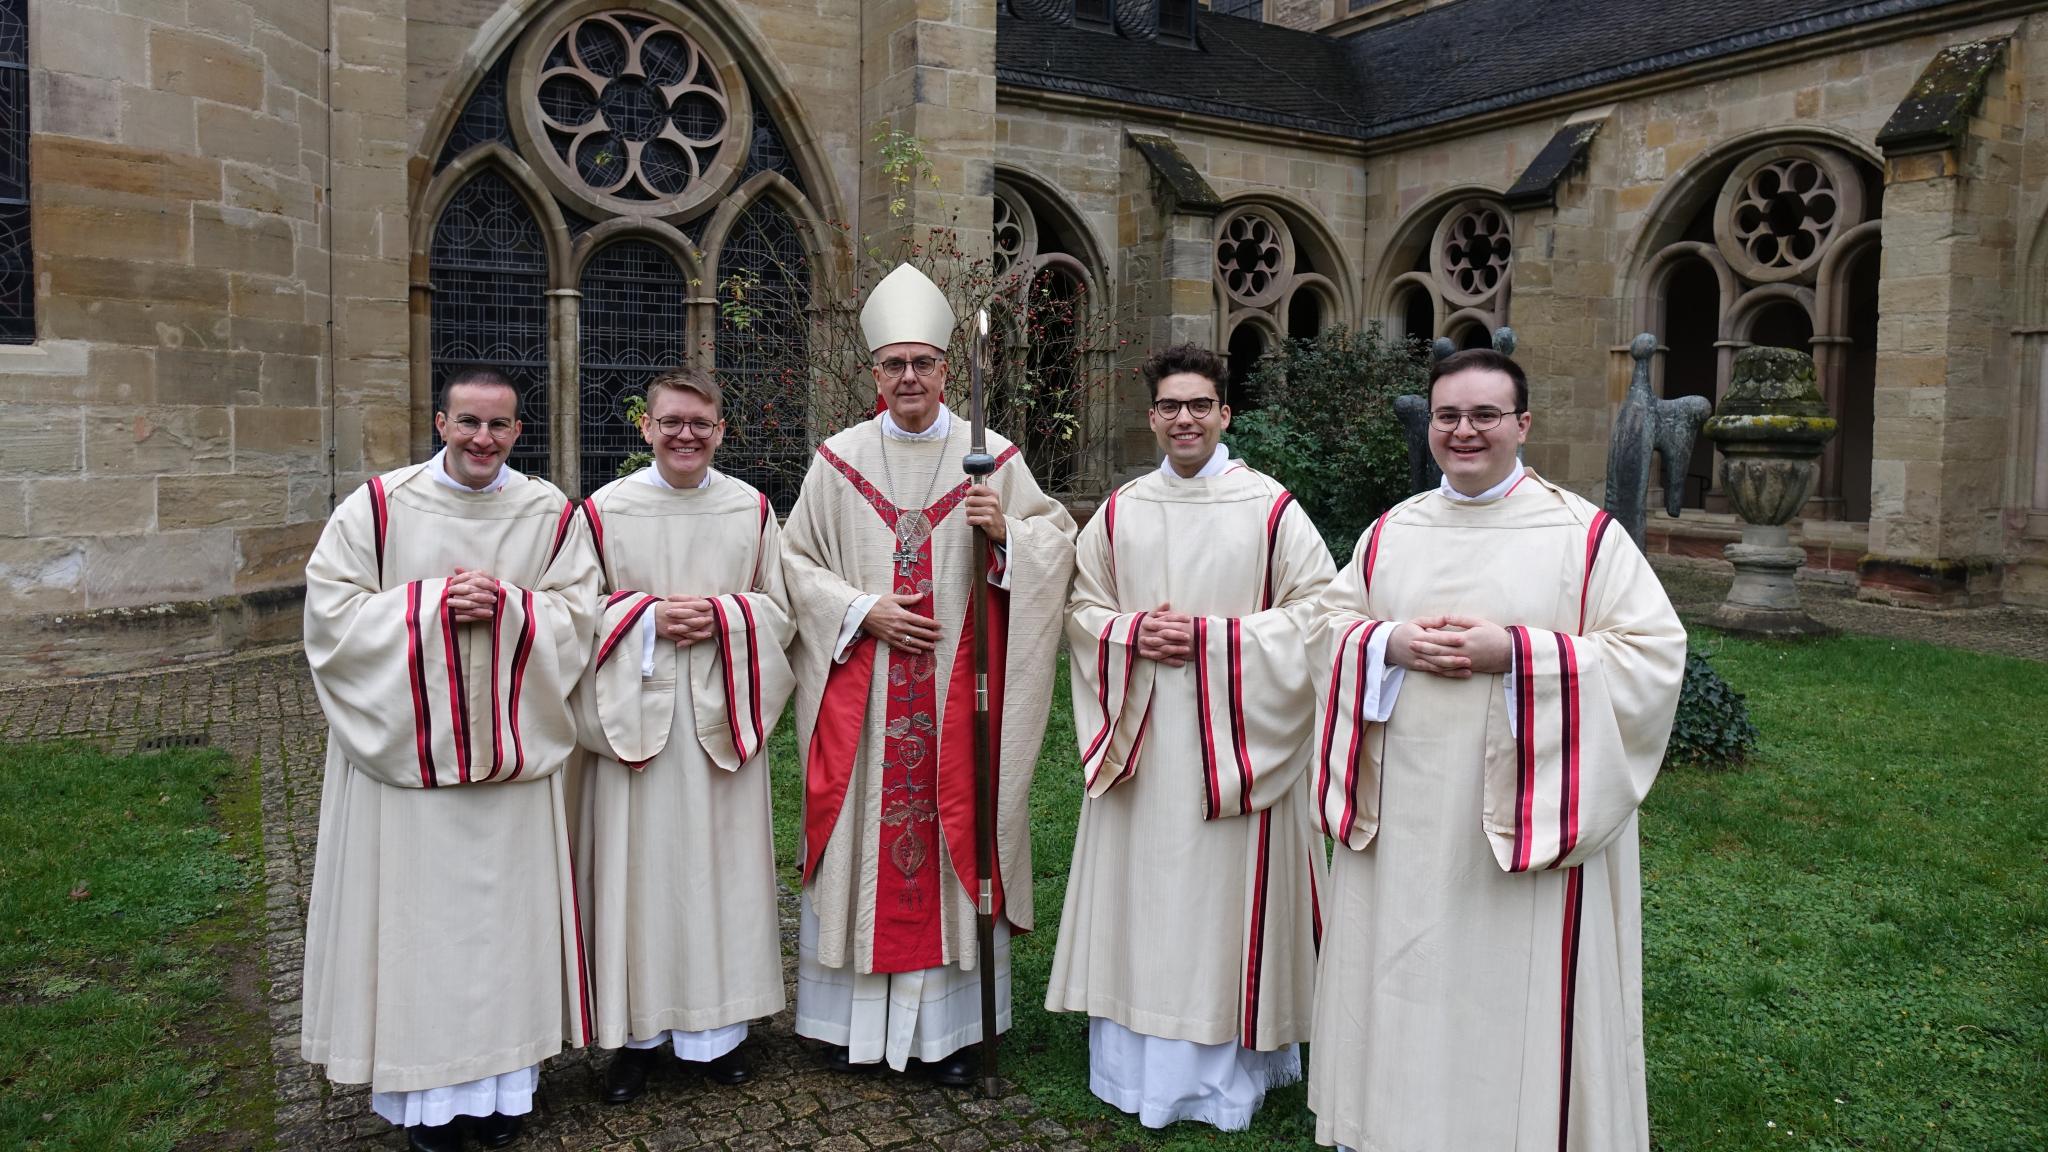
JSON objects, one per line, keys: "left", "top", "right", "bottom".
{"left": 1701, "top": 346, "right": 1839, "bottom": 636}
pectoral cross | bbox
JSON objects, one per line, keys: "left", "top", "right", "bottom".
{"left": 892, "top": 543, "right": 921, "bottom": 577}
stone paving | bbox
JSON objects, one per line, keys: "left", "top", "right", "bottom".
{"left": 0, "top": 647, "right": 1078, "bottom": 1152}
{"left": 0, "top": 566, "right": 2040, "bottom": 1151}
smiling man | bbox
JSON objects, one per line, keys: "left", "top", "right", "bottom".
{"left": 300, "top": 366, "right": 602, "bottom": 1152}
{"left": 780, "top": 263, "right": 1076, "bottom": 1085}
{"left": 574, "top": 368, "right": 796, "bottom": 1101}
{"left": 1307, "top": 348, "right": 1686, "bottom": 1152}
{"left": 1047, "top": 343, "right": 1332, "bottom": 1130}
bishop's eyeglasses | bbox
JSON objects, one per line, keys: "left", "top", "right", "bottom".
{"left": 1150, "top": 397, "right": 1220, "bottom": 420}
{"left": 876, "top": 355, "right": 945, "bottom": 379}
{"left": 1430, "top": 407, "right": 1525, "bottom": 432}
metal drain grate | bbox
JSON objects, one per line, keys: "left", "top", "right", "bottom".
{"left": 137, "top": 733, "right": 208, "bottom": 751}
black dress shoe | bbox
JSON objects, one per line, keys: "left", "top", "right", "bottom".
{"left": 602, "top": 1046, "right": 656, "bottom": 1103}
{"left": 405, "top": 1122, "right": 463, "bottom": 1152}
{"left": 824, "top": 1044, "right": 853, "bottom": 1073}
{"left": 700, "top": 1048, "right": 751, "bottom": 1086}
{"left": 928, "top": 1052, "right": 975, "bottom": 1088}
{"left": 471, "top": 1111, "right": 522, "bottom": 1149}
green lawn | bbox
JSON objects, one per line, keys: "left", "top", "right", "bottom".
{"left": 773, "top": 630, "right": 2048, "bottom": 1150}
{"left": 0, "top": 742, "right": 270, "bottom": 1152}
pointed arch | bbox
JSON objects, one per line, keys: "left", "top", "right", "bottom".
{"left": 1218, "top": 190, "right": 1357, "bottom": 324}
{"left": 411, "top": 0, "right": 846, "bottom": 236}
{"left": 698, "top": 169, "right": 836, "bottom": 302}
{"left": 413, "top": 142, "right": 573, "bottom": 291}
{"left": 570, "top": 217, "right": 706, "bottom": 287}
{"left": 1369, "top": 183, "right": 1505, "bottom": 328}
{"left": 994, "top": 163, "right": 1111, "bottom": 297}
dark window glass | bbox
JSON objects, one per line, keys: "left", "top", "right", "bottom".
{"left": 714, "top": 198, "right": 812, "bottom": 511}
{"left": 0, "top": 0, "right": 32, "bottom": 344}
{"left": 578, "top": 240, "right": 686, "bottom": 495}
{"left": 1074, "top": 0, "right": 1111, "bottom": 27}
{"left": 1160, "top": 0, "right": 1197, "bottom": 40}
{"left": 429, "top": 170, "right": 551, "bottom": 478}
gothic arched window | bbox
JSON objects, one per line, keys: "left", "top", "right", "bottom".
{"left": 715, "top": 197, "right": 811, "bottom": 510}
{"left": 429, "top": 169, "right": 551, "bottom": 478}
{"left": 0, "top": 0, "right": 30, "bottom": 344}
{"left": 578, "top": 240, "right": 687, "bottom": 494}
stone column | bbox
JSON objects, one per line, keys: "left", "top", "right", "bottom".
{"left": 1118, "top": 132, "right": 1221, "bottom": 474}
{"left": 857, "top": 0, "right": 997, "bottom": 263}
{"left": 1863, "top": 42, "right": 2020, "bottom": 607}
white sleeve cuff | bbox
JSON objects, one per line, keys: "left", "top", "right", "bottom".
{"left": 989, "top": 538, "right": 1012, "bottom": 590}
{"left": 1361, "top": 623, "right": 1405, "bottom": 722}
{"left": 641, "top": 607, "right": 658, "bottom": 678}
{"left": 834, "top": 594, "right": 879, "bottom": 663}
{"left": 1504, "top": 668, "right": 1517, "bottom": 738}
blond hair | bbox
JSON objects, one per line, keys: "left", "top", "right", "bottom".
{"left": 645, "top": 367, "right": 722, "bottom": 414}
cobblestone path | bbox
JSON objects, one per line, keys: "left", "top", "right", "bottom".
{"left": 0, "top": 648, "right": 1077, "bottom": 1152}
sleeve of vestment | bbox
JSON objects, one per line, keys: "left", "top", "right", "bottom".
{"left": 1065, "top": 497, "right": 1156, "bottom": 798}
{"left": 1481, "top": 524, "right": 1685, "bottom": 873}
{"left": 1309, "top": 515, "right": 1400, "bottom": 850}
{"left": 1186, "top": 497, "right": 1337, "bottom": 819}
{"left": 689, "top": 509, "right": 798, "bottom": 771}
{"left": 304, "top": 485, "right": 602, "bottom": 788}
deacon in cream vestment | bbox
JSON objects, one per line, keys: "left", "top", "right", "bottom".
{"left": 1307, "top": 349, "right": 1683, "bottom": 1152}
{"left": 782, "top": 265, "right": 1077, "bottom": 1074}
{"left": 1048, "top": 345, "right": 1331, "bottom": 1131}
{"left": 574, "top": 369, "right": 798, "bottom": 1094}
{"left": 300, "top": 370, "right": 601, "bottom": 1136}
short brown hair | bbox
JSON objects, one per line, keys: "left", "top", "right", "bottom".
{"left": 439, "top": 365, "right": 521, "bottom": 417}
{"left": 1141, "top": 343, "right": 1228, "bottom": 401}
{"left": 1427, "top": 348, "right": 1527, "bottom": 412}
{"left": 646, "top": 367, "right": 722, "bottom": 414}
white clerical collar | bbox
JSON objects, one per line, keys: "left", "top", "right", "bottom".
{"left": 636, "top": 465, "right": 716, "bottom": 490}
{"left": 881, "top": 405, "right": 953, "bottom": 441}
{"left": 1439, "top": 461, "right": 1525, "bottom": 504}
{"left": 429, "top": 447, "right": 518, "bottom": 493}
{"left": 1158, "top": 442, "right": 1232, "bottom": 479}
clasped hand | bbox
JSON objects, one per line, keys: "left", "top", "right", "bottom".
{"left": 447, "top": 568, "right": 500, "bottom": 623}
{"left": 1387, "top": 614, "right": 1513, "bottom": 678}
{"left": 1135, "top": 604, "right": 1194, "bottom": 667}
{"left": 861, "top": 591, "right": 942, "bottom": 654}
{"left": 655, "top": 595, "right": 718, "bottom": 646}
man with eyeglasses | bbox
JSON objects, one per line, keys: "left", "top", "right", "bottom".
{"left": 1045, "top": 343, "right": 1332, "bottom": 1130}
{"left": 1307, "top": 348, "right": 1685, "bottom": 1152}
{"left": 299, "top": 366, "right": 603, "bottom": 1152}
{"left": 781, "top": 264, "right": 1077, "bottom": 1086}
{"left": 572, "top": 368, "right": 797, "bottom": 1102}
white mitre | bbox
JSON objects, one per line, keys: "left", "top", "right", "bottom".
{"left": 860, "top": 263, "right": 955, "bottom": 353}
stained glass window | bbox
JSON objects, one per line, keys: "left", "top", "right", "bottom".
{"left": 429, "top": 170, "right": 551, "bottom": 478}
{"left": 0, "top": 0, "right": 32, "bottom": 344}
{"left": 578, "top": 240, "right": 686, "bottom": 495}
{"left": 715, "top": 198, "right": 813, "bottom": 511}
{"left": 436, "top": 59, "right": 514, "bottom": 171}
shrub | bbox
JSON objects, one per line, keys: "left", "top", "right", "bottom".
{"left": 1664, "top": 648, "right": 1760, "bottom": 770}
{"left": 1226, "top": 323, "right": 1426, "bottom": 559}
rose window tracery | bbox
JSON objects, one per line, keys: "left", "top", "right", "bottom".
{"left": 1430, "top": 201, "right": 1512, "bottom": 308}
{"left": 1713, "top": 146, "right": 1864, "bottom": 283}
{"left": 993, "top": 190, "right": 1030, "bottom": 279}
{"left": 1215, "top": 208, "right": 1289, "bottom": 308}
{"left": 512, "top": 8, "right": 748, "bottom": 219}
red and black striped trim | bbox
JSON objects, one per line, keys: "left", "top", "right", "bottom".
{"left": 368, "top": 476, "right": 390, "bottom": 585}
{"left": 482, "top": 598, "right": 506, "bottom": 781}
{"left": 1333, "top": 619, "right": 1380, "bottom": 846}
{"left": 594, "top": 593, "right": 658, "bottom": 671}
{"left": 580, "top": 500, "right": 610, "bottom": 586}
{"left": 1224, "top": 619, "right": 1254, "bottom": 817}
{"left": 1241, "top": 807, "right": 1274, "bottom": 1046}
{"left": 1306, "top": 842, "right": 1323, "bottom": 953}
{"left": 547, "top": 501, "right": 579, "bottom": 564}
{"left": 1579, "top": 511, "right": 1614, "bottom": 635}
{"left": 1360, "top": 513, "right": 1389, "bottom": 594}
{"left": 1261, "top": 491, "right": 1295, "bottom": 610}
{"left": 438, "top": 583, "right": 473, "bottom": 783}
{"left": 1316, "top": 619, "right": 1367, "bottom": 836}
{"left": 1557, "top": 866, "right": 1587, "bottom": 1152}
{"left": 1100, "top": 483, "right": 1127, "bottom": 588}
{"left": 403, "top": 581, "right": 436, "bottom": 788}
{"left": 505, "top": 588, "right": 536, "bottom": 781}
{"left": 567, "top": 848, "right": 596, "bottom": 1047}
{"left": 1510, "top": 625, "right": 1537, "bottom": 873}
{"left": 1551, "top": 632, "right": 1582, "bottom": 868}
{"left": 749, "top": 491, "right": 772, "bottom": 591}
{"left": 735, "top": 595, "right": 767, "bottom": 758}
{"left": 1193, "top": 617, "right": 1221, "bottom": 821}
{"left": 707, "top": 598, "right": 749, "bottom": 762}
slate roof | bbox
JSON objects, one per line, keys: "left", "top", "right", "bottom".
{"left": 995, "top": 0, "right": 1967, "bottom": 141}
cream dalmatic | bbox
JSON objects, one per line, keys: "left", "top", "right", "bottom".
{"left": 1307, "top": 472, "right": 1684, "bottom": 1152}
{"left": 573, "top": 469, "right": 797, "bottom": 1051}
{"left": 300, "top": 461, "right": 602, "bottom": 1094}
{"left": 1048, "top": 459, "right": 1333, "bottom": 1128}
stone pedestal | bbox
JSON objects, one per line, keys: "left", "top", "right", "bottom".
{"left": 1709, "top": 525, "right": 1837, "bottom": 637}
